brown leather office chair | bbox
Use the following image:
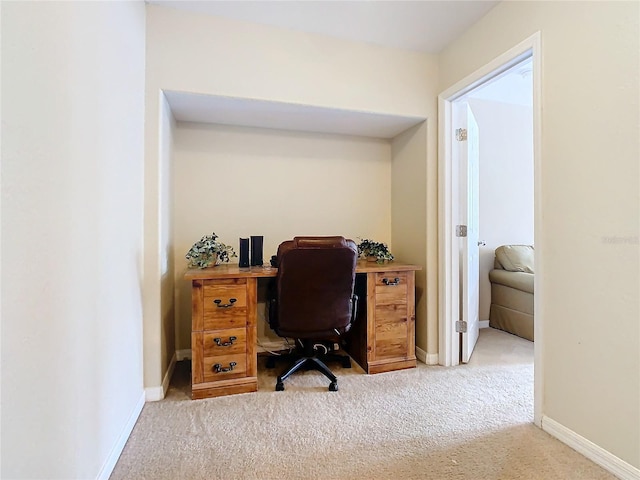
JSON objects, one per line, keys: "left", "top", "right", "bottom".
{"left": 267, "top": 236, "right": 358, "bottom": 391}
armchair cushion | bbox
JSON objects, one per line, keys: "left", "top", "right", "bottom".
{"left": 494, "top": 245, "right": 534, "bottom": 273}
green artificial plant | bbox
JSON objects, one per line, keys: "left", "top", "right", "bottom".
{"left": 185, "top": 232, "right": 237, "bottom": 268}
{"left": 356, "top": 238, "right": 394, "bottom": 263}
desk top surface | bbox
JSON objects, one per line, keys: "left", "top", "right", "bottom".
{"left": 184, "top": 259, "right": 421, "bottom": 280}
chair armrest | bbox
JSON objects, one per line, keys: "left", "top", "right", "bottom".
{"left": 351, "top": 294, "right": 359, "bottom": 324}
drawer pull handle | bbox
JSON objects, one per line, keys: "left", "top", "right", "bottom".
{"left": 382, "top": 277, "right": 400, "bottom": 286}
{"left": 214, "top": 298, "right": 237, "bottom": 308}
{"left": 213, "top": 336, "right": 237, "bottom": 347}
{"left": 213, "top": 362, "right": 237, "bottom": 373}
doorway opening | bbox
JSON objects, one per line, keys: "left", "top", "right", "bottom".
{"left": 456, "top": 57, "right": 534, "bottom": 364}
{"left": 438, "top": 32, "right": 542, "bottom": 426}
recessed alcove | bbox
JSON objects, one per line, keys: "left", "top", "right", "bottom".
{"left": 160, "top": 90, "right": 429, "bottom": 359}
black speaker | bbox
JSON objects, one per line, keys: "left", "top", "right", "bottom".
{"left": 250, "top": 236, "right": 264, "bottom": 266}
{"left": 239, "top": 238, "right": 250, "bottom": 268}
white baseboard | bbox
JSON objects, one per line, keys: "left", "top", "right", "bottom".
{"left": 479, "top": 320, "right": 490, "bottom": 329}
{"left": 416, "top": 346, "right": 439, "bottom": 365}
{"left": 176, "top": 348, "right": 191, "bottom": 361}
{"left": 542, "top": 416, "right": 640, "bottom": 480}
{"left": 145, "top": 352, "right": 177, "bottom": 402}
{"left": 97, "top": 390, "right": 145, "bottom": 480}
{"left": 145, "top": 385, "right": 164, "bottom": 402}
{"left": 257, "top": 339, "right": 288, "bottom": 353}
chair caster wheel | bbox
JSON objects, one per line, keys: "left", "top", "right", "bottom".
{"left": 329, "top": 382, "right": 338, "bottom": 392}
{"left": 275, "top": 381, "right": 284, "bottom": 391}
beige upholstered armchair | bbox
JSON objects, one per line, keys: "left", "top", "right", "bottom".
{"left": 488, "top": 245, "right": 534, "bottom": 341}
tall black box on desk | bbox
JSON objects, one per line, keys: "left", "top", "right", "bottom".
{"left": 239, "top": 238, "right": 250, "bottom": 268}
{"left": 250, "top": 236, "right": 263, "bottom": 266}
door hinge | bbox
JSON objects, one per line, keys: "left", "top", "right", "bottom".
{"left": 456, "top": 225, "right": 467, "bottom": 237}
{"left": 456, "top": 320, "right": 468, "bottom": 333}
{"left": 455, "top": 128, "right": 468, "bottom": 141}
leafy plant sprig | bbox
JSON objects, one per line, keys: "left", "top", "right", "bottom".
{"left": 185, "top": 232, "right": 237, "bottom": 268}
{"left": 356, "top": 238, "right": 394, "bottom": 263}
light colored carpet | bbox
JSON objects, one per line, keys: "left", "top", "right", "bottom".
{"left": 110, "top": 328, "right": 614, "bottom": 479}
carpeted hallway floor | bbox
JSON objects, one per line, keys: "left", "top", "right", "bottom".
{"left": 110, "top": 328, "right": 615, "bottom": 479}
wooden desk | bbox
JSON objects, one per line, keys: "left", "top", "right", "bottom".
{"left": 185, "top": 260, "right": 420, "bottom": 399}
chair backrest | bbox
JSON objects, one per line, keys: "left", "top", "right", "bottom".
{"left": 272, "top": 236, "right": 358, "bottom": 339}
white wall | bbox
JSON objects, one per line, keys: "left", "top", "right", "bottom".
{"left": 1, "top": 2, "right": 146, "bottom": 478}
{"left": 172, "top": 122, "right": 392, "bottom": 350}
{"left": 468, "top": 99, "right": 534, "bottom": 321}
{"left": 440, "top": 1, "right": 639, "bottom": 469}
{"left": 145, "top": 5, "right": 439, "bottom": 390}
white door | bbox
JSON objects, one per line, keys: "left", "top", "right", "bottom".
{"left": 456, "top": 102, "right": 480, "bottom": 363}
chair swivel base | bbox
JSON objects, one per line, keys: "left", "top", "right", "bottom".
{"left": 275, "top": 356, "right": 339, "bottom": 392}
{"left": 266, "top": 351, "right": 351, "bottom": 370}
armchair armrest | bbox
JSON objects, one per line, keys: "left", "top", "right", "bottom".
{"left": 489, "top": 269, "right": 534, "bottom": 294}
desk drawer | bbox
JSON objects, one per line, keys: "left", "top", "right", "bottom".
{"left": 375, "top": 304, "right": 408, "bottom": 325}
{"left": 375, "top": 300, "right": 410, "bottom": 360}
{"left": 375, "top": 318, "right": 410, "bottom": 360}
{"left": 203, "top": 353, "right": 247, "bottom": 383}
{"left": 202, "top": 328, "right": 247, "bottom": 357}
{"left": 375, "top": 272, "right": 408, "bottom": 306}
{"left": 203, "top": 282, "right": 248, "bottom": 330}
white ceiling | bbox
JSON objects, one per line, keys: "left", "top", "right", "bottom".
{"left": 469, "top": 58, "right": 533, "bottom": 107}
{"left": 152, "top": 0, "right": 503, "bottom": 138}
{"left": 150, "top": 1, "right": 499, "bottom": 54}
{"left": 165, "top": 91, "right": 426, "bottom": 139}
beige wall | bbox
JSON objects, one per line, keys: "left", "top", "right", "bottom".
{"left": 172, "top": 122, "right": 393, "bottom": 350}
{"left": 3, "top": 2, "right": 636, "bottom": 476}
{"left": 160, "top": 94, "right": 177, "bottom": 388}
{"left": 146, "top": 7, "right": 433, "bottom": 116}
{"left": 391, "top": 121, "right": 438, "bottom": 358}
{"left": 1, "top": 1, "right": 146, "bottom": 478}
{"left": 145, "top": 5, "right": 439, "bottom": 389}
{"left": 440, "top": 1, "right": 639, "bottom": 468}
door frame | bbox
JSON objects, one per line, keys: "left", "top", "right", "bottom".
{"left": 437, "top": 32, "right": 543, "bottom": 426}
